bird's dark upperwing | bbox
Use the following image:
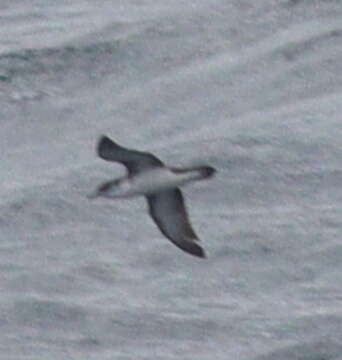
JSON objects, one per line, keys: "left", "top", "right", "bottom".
{"left": 97, "top": 135, "right": 164, "bottom": 176}
{"left": 146, "top": 189, "right": 205, "bottom": 258}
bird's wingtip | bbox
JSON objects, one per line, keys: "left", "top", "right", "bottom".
{"left": 183, "top": 241, "right": 206, "bottom": 258}
{"left": 97, "top": 135, "right": 123, "bottom": 160}
{"left": 194, "top": 247, "right": 207, "bottom": 259}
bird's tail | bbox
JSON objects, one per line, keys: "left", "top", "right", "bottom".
{"left": 171, "top": 165, "right": 216, "bottom": 180}
{"left": 197, "top": 166, "right": 216, "bottom": 179}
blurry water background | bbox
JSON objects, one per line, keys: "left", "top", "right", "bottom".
{"left": 1, "top": 1, "right": 342, "bottom": 359}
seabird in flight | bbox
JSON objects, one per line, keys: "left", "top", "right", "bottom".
{"left": 88, "top": 135, "right": 216, "bottom": 258}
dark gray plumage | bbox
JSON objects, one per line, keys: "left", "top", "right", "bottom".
{"left": 90, "top": 135, "right": 216, "bottom": 258}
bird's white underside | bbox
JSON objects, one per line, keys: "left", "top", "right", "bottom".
{"left": 110, "top": 168, "right": 202, "bottom": 198}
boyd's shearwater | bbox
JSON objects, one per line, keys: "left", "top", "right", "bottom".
{"left": 88, "top": 135, "right": 216, "bottom": 258}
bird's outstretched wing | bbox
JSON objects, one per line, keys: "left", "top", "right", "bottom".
{"left": 97, "top": 135, "right": 164, "bottom": 176}
{"left": 146, "top": 188, "right": 205, "bottom": 258}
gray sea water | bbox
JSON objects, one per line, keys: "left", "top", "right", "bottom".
{"left": 1, "top": 1, "right": 342, "bottom": 359}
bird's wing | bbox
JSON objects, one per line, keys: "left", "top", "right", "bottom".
{"left": 97, "top": 135, "right": 164, "bottom": 176}
{"left": 146, "top": 188, "right": 205, "bottom": 258}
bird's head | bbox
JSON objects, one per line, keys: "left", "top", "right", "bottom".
{"left": 87, "top": 179, "right": 123, "bottom": 199}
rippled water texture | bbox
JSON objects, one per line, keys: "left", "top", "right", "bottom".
{"left": 1, "top": 1, "right": 342, "bottom": 359}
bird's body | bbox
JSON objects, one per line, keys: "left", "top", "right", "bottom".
{"left": 89, "top": 135, "right": 216, "bottom": 258}
{"left": 90, "top": 167, "right": 208, "bottom": 199}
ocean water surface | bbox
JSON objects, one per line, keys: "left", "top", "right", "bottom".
{"left": 1, "top": 1, "right": 342, "bottom": 359}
